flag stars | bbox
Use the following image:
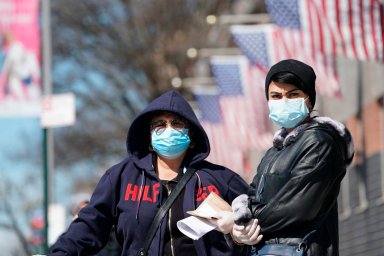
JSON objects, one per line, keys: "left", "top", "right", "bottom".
{"left": 266, "top": 0, "right": 301, "bottom": 29}
{"left": 232, "top": 31, "right": 270, "bottom": 68}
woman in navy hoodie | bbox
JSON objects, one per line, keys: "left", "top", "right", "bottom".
{"left": 49, "top": 90, "right": 249, "bottom": 256}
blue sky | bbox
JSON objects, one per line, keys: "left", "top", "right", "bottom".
{"left": 0, "top": 118, "right": 42, "bottom": 198}
{"left": 0, "top": 117, "right": 41, "bottom": 181}
{"left": 0, "top": 116, "right": 101, "bottom": 249}
{"left": 0, "top": 118, "right": 44, "bottom": 245}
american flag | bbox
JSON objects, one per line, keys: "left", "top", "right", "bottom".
{"left": 248, "top": 65, "right": 274, "bottom": 150}
{"left": 229, "top": 0, "right": 384, "bottom": 97}
{"left": 265, "top": 0, "right": 383, "bottom": 62}
{"left": 192, "top": 56, "right": 273, "bottom": 177}
{"left": 231, "top": 23, "right": 340, "bottom": 98}
{"left": 328, "top": 0, "right": 383, "bottom": 62}
{"left": 210, "top": 56, "right": 255, "bottom": 151}
{"left": 228, "top": 28, "right": 271, "bottom": 69}
{"left": 193, "top": 89, "right": 246, "bottom": 175}
{"left": 194, "top": 92, "right": 221, "bottom": 123}
{"left": 210, "top": 56, "right": 272, "bottom": 151}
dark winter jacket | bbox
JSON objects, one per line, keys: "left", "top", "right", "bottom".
{"left": 249, "top": 117, "right": 354, "bottom": 256}
{"left": 49, "top": 90, "right": 248, "bottom": 256}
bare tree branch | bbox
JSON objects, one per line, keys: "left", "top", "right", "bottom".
{"left": 50, "top": 0, "right": 233, "bottom": 169}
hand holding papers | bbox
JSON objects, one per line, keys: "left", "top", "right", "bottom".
{"left": 177, "top": 192, "right": 232, "bottom": 240}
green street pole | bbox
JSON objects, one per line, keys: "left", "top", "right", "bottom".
{"left": 42, "top": 128, "right": 49, "bottom": 252}
{"left": 41, "top": 0, "right": 52, "bottom": 252}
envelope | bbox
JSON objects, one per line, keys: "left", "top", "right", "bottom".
{"left": 186, "top": 192, "right": 232, "bottom": 219}
{"left": 177, "top": 192, "right": 232, "bottom": 240}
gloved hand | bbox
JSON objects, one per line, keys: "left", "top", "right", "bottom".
{"left": 207, "top": 211, "right": 234, "bottom": 234}
{"left": 232, "top": 218, "right": 263, "bottom": 245}
{"left": 231, "top": 194, "right": 252, "bottom": 225}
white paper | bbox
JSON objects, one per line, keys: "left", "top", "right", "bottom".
{"left": 177, "top": 216, "right": 217, "bottom": 240}
{"left": 178, "top": 193, "right": 232, "bottom": 240}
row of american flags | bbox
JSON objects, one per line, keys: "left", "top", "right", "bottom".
{"left": 191, "top": 0, "right": 384, "bottom": 178}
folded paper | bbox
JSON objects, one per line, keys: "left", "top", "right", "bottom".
{"left": 186, "top": 192, "right": 232, "bottom": 218}
{"left": 177, "top": 216, "right": 217, "bottom": 240}
{"left": 177, "top": 192, "right": 232, "bottom": 240}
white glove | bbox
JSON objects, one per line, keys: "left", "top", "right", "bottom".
{"left": 232, "top": 218, "right": 263, "bottom": 245}
{"left": 207, "top": 211, "right": 234, "bottom": 234}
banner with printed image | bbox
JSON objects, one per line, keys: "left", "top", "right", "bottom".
{"left": 0, "top": 0, "right": 41, "bottom": 116}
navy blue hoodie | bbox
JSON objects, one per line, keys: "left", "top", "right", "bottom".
{"left": 49, "top": 91, "right": 248, "bottom": 256}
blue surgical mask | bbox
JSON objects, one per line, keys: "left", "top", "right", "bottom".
{"left": 268, "top": 98, "right": 309, "bottom": 128}
{"left": 151, "top": 127, "right": 191, "bottom": 159}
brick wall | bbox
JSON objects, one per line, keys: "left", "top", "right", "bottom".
{"left": 336, "top": 60, "right": 384, "bottom": 256}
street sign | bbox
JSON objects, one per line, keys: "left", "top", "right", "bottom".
{"left": 41, "top": 93, "right": 75, "bottom": 128}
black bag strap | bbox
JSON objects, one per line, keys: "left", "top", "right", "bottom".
{"left": 299, "top": 198, "right": 338, "bottom": 250}
{"left": 136, "top": 167, "right": 197, "bottom": 256}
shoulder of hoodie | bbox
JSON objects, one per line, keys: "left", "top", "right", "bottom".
{"left": 99, "top": 155, "right": 137, "bottom": 183}
{"left": 98, "top": 157, "right": 245, "bottom": 185}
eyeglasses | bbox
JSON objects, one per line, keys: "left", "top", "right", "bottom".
{"left": 150, "top": 119, "right": 188, "bottom": 135}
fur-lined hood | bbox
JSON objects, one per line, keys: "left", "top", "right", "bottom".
{"left": 273, "top": 116, "right": 354, "bottom": 165}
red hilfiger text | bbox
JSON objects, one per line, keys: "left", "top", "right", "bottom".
{"left": 124, "top": 183, "right": 219, "bottom": 202}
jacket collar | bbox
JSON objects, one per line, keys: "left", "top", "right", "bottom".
{"left": 273, "top": 116, "right": 354, "bottom": 165}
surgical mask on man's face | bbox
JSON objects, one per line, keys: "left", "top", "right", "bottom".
{"left": 268, "top": 97, "right": 309, "bottom": 128}
{"left": 151, "top": 127, "right": 190, "bottom": 159}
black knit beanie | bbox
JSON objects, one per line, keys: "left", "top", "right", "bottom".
{"left": 265, "top": 59, "right": 317, "bottom": 107}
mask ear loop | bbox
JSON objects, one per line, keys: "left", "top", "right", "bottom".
{"left": 304, "top": 96, "right": 313, "bottom": 112}
{"left": 187, "top": 127, "right": 194, "bottom": 149}
{"left": 149, "top": 130, "right": 154, "bottom": 152}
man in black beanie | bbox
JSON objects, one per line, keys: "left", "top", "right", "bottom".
{"left": 230, "top": 58, "right": 354, "bottom": 256}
